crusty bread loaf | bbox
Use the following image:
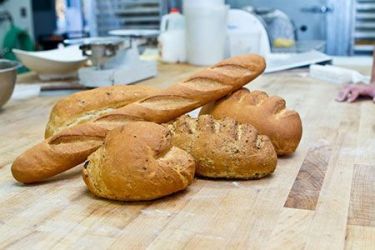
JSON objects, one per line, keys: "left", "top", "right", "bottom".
{"left": 200, "top": 88, "right": 302, "bottom": 155}
{"left": 12, "top": 54, "right": 266, "bottom": 184}
{"left": 45, "top": 85, "right": 159, "bottom": 138}
{"left": 166, "top": 115, "right": 277, "bottom": 179}
{"left": 83, "top": 122, "right": 195, "bottom": 201}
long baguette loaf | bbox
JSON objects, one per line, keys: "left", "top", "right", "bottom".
{"left": 45, "top": 85, "right": 160, "bottom": 138}
{"left": 11, "top": 54, "right": 266, "bottom": 184}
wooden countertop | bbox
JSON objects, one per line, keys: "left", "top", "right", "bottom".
{"left": 1, "top": 63, "right": 375, "bottom": 249}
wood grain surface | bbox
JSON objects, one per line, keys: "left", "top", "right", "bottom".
{"left": 348, "top": 164, "right": 375, "bottom": 227}
{"left": 0, "top": 63, "right": 374, "bottom": 249}
{"left": 284, "top": 141, "right": 332, "bottom": 210}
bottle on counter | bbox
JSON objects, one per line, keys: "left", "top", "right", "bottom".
{"left": 158, "top": 8, "right": 186, "bottom": 64}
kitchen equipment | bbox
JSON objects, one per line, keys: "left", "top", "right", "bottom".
{"left": 227, "top": 9, "right": 270, "bottom": 57}
{"left": 79, "top": 37, "right": 123, "bottom": 70}
{"left": 73, "top": 35, "right": 157, "bottom": 87}
{"left": 109, "top": 29, "right": 159, "bottom": 54}
{"left": 92, "top": 0, "right": 163, "bottom": 36}
{"left": 243, "top": 6, "right": 327, "bottom": 53}
{"left": 159, "top": 8, "right": 186, "bottom": 63}
{"left": 109, "top": 29, "right": 159, "bottom": 38}
{"left": 13, "top": 46, "right": 87, "bottom": 80}
{"left": 352, "top": 0, "right": 375, "bottom": 54}
{"left": 0, "top": 59, "right": 19, "bottom": 108}
{"left": 184, "top": 1, "right": 228, "bottom": 66}
{"left": 253, "top": 8, "right": 296, "bottom": 48}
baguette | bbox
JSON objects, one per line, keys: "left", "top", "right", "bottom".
{"left": 11, "top": 54, "right": 266, "bottom": 184}
{"left": 45, "top": 85, "right": 159, "bottom": 138}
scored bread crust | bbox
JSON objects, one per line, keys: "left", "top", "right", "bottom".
{"left": 82, "top": 122, "right": 195, "bottom": 201}
{"left": 166, "top": 115, "right": 277, "bottom": 179}
{"left": 45, "top": 85, "right": 159, "bottom": 138}
{"left": 200, "top": 88, "right": 302, "bottom": 155}
{"left": 12, "top": 54, "right": 266, "bottom": 184}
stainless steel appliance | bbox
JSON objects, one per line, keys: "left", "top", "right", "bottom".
{"left": 66, "top": 35, "right": 157, "bottom": 87}
{"left": 229, "top": 0, "right": 356, "bottom": 55}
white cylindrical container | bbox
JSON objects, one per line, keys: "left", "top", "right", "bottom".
{"left": 160, "top": 9, "right": 185, "bottom": 33}
{"left": 158, "top": 30, "right": 186, "bottom": 63}
{"left": 183, "top": 0, "right": 225, "bottom": 11}
{"left": 158, "top": 9, "right": 186, "bottom": 63}
{"left": 185, "top": 5, "right": 228, "bottom": 66}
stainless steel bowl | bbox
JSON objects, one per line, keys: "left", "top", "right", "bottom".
{"left": 0, "top": 59, "right": 19, "bottom": 108}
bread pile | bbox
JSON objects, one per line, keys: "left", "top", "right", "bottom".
{"left": 11, "top": 54, "right": 302, "bottom": 201}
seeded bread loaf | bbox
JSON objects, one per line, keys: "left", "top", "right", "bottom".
{"left": 166, "top": 115, "right": 277, "bottom": 179}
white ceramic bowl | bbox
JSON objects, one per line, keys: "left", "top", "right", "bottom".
{"left": 13, "top": 46, "right": 87, "bottom": 80}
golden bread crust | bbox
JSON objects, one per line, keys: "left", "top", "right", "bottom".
{"left": 167, "top": 115, "right": 277, "bottom": 179}
{"left": 82, "top": 122, "right": 195, "bottom": 201}
{"left": 200, "top": 88, "right": 302, "bottom": 155}
{"left": 45, "top": 85, "right": 159, "bottom": 138}
{"left": 12, "top": 54, "right": 266, "bottom": 184}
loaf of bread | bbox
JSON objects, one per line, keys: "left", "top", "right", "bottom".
{"left": 45, "top": 85, "right": 159, "bottom": 138}
{"left": 166, "top": 115, "right": 277, "bottom": 179}
{"left": 12, "top": 54, "right": 266, "bottom": 184}
{"left": 83, "top": 122, "right": 195, "bottom": 201}
{"left": 200, "top": 88, "right": 302, "bottom": 155}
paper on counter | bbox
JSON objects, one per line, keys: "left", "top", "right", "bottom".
{"left": 309, "top": 64, "right": 370, "bottom": 84}
{"left": 11, "top": 84, "right": 41, "bottom": 100}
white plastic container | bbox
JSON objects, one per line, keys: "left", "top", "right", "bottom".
{"left": 158, "top": 9, "right": 186, "bottom": 63}
{"left": 160, "top": 8, "right": 185, "bottom": 33}
{"left": 185, "top": 3, "right": 228, "bottom": 65}
{"left": 183, "top": 0, "right": 225, "bottom": 10}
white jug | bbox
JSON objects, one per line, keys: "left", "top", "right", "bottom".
{"left": 158, "top": 9, "right": 186, "bottom": 63}
{"left": 160, "top": 8, "right": 185, "bottom": 33}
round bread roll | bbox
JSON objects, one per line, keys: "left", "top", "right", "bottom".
{"left": 82, "top": 122, "right": 196, "bottom": 201}
{"left": 200, "top": 88, "right": 302, "bottom": 155}
{"left": 167, "top": 115, "right": 277, "bottom": 179}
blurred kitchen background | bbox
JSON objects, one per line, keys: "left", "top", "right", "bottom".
{"left": 1, "top": 0, "right": 373, "bottom": 56}
{"left": 1, "top": 0, "right": 374, "bottom": 97}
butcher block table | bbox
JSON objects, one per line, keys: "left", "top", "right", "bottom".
{"left": 0, "top": 62, "right": 375, "bottom": 249}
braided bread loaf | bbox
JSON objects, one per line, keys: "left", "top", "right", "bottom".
{"left": 200, "top": 88, "right": 302, "bottom": 155}
{"left": 83, "top": 122, "right": 195, "bottom": 201}
{"left": 11, "top": 54, "right": 266, "bottom": 184}
{"left": 167, "top": 115, "right": 277, "bottom": 179}
{"left": 45, "top": 85, "right": 159, "bottom": 138}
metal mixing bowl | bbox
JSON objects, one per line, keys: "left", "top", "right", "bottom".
{"left": 0, "top": 59, "right": 20, "bottom": 109}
